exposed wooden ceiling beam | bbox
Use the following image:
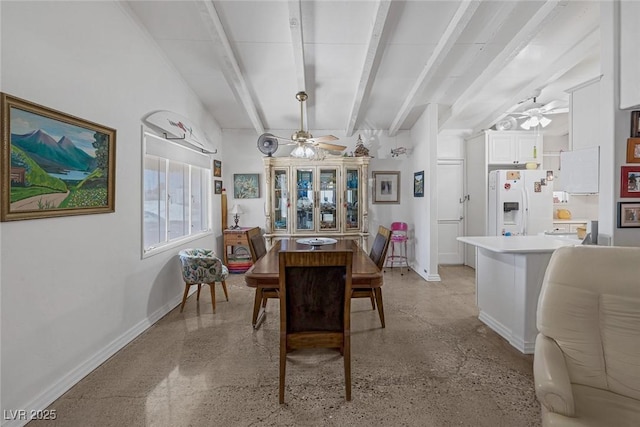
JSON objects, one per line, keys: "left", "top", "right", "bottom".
{"left": 472, "top": 27, "right": 599, "bottom": 133}
{"left": 439, "top": 0, "right": 564, "bottom": 129}
{"left": 345, "top": 0, "right": 392, "bottom": 137}
{"left": 197, "top": 0, "right": 264, "bottom": 134}
{"left": 388, "top": 0, "right": 480, "bottom": 136}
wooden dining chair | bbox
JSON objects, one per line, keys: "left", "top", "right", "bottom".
{"left": 278, "top": 250, "right": 353, "bottom": 404}
{"left": 247, "top": 228, "right": 278, "bottom": 328}
{"left": 351, "top": 225, "right": 390, "bottom": 327}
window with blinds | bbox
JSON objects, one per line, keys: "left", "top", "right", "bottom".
{"left": 142, "top": 130, "right": 212, "bottom": 255}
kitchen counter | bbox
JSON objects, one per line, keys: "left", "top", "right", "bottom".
{"left": 457, "top": 235, "right": 578, "bottom": 354}
{"left": 457, "top": 235, "right": 576, "bottom": 253}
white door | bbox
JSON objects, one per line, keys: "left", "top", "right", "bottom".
{"left": 437, "top": 160, "right": 465, "bottom": 264}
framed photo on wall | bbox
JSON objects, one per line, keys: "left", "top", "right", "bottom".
{"left": 617, "top": 202, "right": 640, "bottom": 228}
{"left": 373, "top": 171, "right": 400, "bottom": 204}
{"left": 213, "top": 159, "right": 222, "bottom": 177}
{"left": 626, "top": 138, "right": 640, "bottom": 163}
{"left": 233, "top": 173, "right": 259, "bottom": 199}
{"left": 630, "top": 111, "right": 640, "bottom": 137}
{"left": 620, "top": 166, "right": 640, "bottom": 198}
{"left": 214, "top": 180, "right": 223, "bottom": 194}
{"left": 414, "top": 171, "right": 424, "bottom": 197}
{"left": 1, "top": 93, "right": 116, "bottom": 221}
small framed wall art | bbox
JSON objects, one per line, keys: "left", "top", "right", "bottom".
{"left": 214, "top": 180, "right": 223, "bottom": 194}
{"left": 413, "top": 171, "right": 424, "bottom": 197}
{"left": 233, "top": 173, "right": 259, "bottom": 199}
{"left": 621, "top": 165, "right": 640, "bottom": 198}
{"left": 617, "top": 202, "right": 640, "bottom": 228}
{"left": 626, "top": 138, "right": 640, "bottom": 163}
{"left": 630, "top": 111, "right": 640, "bottom": 137}
{"left": 213, "top": 159, "right": 222, "bottom": 177}
{"left": 373, "top": 171, "right": 400, "bottom": 204}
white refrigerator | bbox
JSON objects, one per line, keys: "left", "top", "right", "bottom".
{"left": 488, "top": 170, "right": 553, "bottom": 236}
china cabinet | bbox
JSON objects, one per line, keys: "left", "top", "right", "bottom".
{"left": 263, "top": 156, "right": 370, "bottom": 248}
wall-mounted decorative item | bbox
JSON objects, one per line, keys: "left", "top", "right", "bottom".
{"left": 630, "top": 111, "right": 640, "bottom": 137}
{"left": 214, "top": 180, "right": 223, "bottom": 194}
{"left": 1, "top": 93, "right": 116, "bottom": 221}
{"left": 213, "top": 159, "right": 222, "bottom": 177}
{"left": 617, "top": 202, "right": 640, "bottom": 228}
{"left": 414, "top": 171, "right": 424, "bottom": 197}
{"left": 621, "top": 166, "right": 640, "bottom": 198}
{"left": 144, "top": 110, "right": 216, "bottom": 154}
{"left": 373, "top": 171, "right": 400, "bottom": 204}
{"left": 626, "top": 138, "right": 640, "bottom": 163}
{"left": 233, "top": 173, "right": 259, "bottom": 199}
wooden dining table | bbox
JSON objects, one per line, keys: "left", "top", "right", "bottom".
{"left": 244, "top": 238, "right": 384, "bottom": 329}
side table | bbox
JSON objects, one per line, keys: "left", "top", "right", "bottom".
{"left": 223, "top": 227, "right": 259, "bottom": 273}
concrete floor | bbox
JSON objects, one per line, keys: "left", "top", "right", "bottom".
{"left": 30, "top": 265, "right": 541, "bottom": 426}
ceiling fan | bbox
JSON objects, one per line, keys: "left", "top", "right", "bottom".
{"left": 256, "top": 91, "right": 347, "bottom": 158}
{"left": 501, "top": 97, "right": 569, "bottom": 130}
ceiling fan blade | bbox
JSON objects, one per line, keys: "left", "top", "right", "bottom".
{"left": 545, "top": 107, "right": 569, "bottom": 114}
{"left": 540, "top": 100, "right": 566, "bottom": 112}
{"left": 315, "top": 142, "right": 347, "bottom": 151}
{"left": 308, "top": 135, "right": 338, "bottom": 143}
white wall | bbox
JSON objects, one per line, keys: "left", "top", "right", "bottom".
{"left": 0, "top": 1, "right": 222, "bottom": 420}
{"left": 409, "top": 104, "right": 440, "bottom": 281}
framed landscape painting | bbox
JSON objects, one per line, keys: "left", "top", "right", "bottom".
{"left": 1, "top": 93, "right": 116, "bottom": 221}
{"left": 233, "top": 173, "right": 259, "bottom": 199}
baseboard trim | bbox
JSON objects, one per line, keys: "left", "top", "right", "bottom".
{"left": 1, "top": 293, "right": 186, "bottom": 427}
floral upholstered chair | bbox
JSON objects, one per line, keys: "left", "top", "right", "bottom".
{"left": 178, "top": 249, "right": 229, "bottom": 313}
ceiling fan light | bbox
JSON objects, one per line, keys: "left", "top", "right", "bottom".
{"left": 529, "top": 116, "right": 540, "bottom": 127}
{"left": 540, "top": 116, "right": 552, "bottom": 127}
{"left": 290, "top": 144, "right": 315, "bottom": 159}
{"left": 290, "top": 145, "right": 306, "bottom": 158}
{"left": 304, "top": 146, "right": 315, "bottom": 158}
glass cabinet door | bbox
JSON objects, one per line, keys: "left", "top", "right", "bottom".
{"left": 345, "top": 168, "right": 359, "bottom": 230}
{"left": 295, "top": 168, "right": 314, "bottom": 231}
{"left": 319, "top": 168, "right": 338, "bottom": 231}
{"left": 273, "top": 168, "right": 288, "bottom": 231}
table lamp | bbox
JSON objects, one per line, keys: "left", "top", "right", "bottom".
{"left": 230, "top": 204, "right": 243, "bottom": 229}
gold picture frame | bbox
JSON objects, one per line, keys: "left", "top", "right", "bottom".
{"left": 626, "top": 138, "right": 640, "bottom": 163}
{"left": 1, "top": 93, "right": 116, "bottom": 221}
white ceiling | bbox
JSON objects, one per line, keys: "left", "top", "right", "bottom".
{"left": 123, "top": 0, "right": 601, "bottom": 139}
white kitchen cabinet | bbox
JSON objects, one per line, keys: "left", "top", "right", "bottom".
{"left": 263, "top": 156, "right": 370, "bottom": 248}
{"left": 487, "top": 131, "right": 542, "bottom": 165}
{"left": 567, "top": 77, "right": 601, "bottom": 150}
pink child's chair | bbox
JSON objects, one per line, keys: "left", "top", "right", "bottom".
{"left": 386, "top": 222, "right": 409, "bottom": 275}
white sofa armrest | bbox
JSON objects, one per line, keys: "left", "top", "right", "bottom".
{"left": 534, "top": 334, "right": 575, "bottom": 417}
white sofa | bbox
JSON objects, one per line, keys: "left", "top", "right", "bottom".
{"left": 534, "top": 245, "right": 640, "bottom": 427}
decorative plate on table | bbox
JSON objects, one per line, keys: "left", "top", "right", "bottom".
{"left": 296, "top": 238, "right": 338, "bottom": 246}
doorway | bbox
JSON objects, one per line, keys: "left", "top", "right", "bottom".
{"left": 437, "top": 160, "right": 465, "bottom": 264}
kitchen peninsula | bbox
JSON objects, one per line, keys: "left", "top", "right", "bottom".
{"left": 457, "top": 235, "right": 577, "bottom": 354}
